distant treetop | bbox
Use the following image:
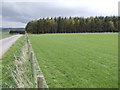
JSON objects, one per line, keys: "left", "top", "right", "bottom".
{"left": 25, "top": 16, "right": 119, "bottom": 34}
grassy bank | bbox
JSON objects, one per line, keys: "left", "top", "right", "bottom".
{"left": 2, "top": 36, "right": 24, "bottom": 88}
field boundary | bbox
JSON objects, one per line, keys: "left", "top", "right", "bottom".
{"left": 26, "top": 33, "right": 48, "bottom": 88}
{"left": 10, "top": 34, "right": 48, "bottom": 88}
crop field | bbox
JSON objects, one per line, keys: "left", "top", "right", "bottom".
{"left": 29, "top": 33, "right": 118, "bottom": 88}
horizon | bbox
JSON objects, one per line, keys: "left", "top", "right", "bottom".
{"left": 1, "top": 15, "right": 119, "bottom": 29}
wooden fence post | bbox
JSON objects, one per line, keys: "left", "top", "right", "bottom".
{"left": 28, "top": 43, "right": 30, "bottom": 53}
{"left": 37, "top": 75, "right": 44, "bottom": 89}
{"left": 30, "top": 51, "right": 35, "bottom": 78}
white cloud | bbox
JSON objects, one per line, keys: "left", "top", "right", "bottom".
{"left": 2, "top": 20, "right": 26, "bottom": 28}
{"left": 0, "top": 15, "right": 2, "bottom": 28}
{"left": 1, "top": 0, "right": 119, "bottom": 28}
{"left": 56, "top": 0, "right": 118, "bottom": 16}
{"left": 0, "top": 2, "right": 2, "bottom": 27}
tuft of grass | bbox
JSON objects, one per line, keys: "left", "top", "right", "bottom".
{"left": 29, "top": 33, "right": 118, "bottom": 88}
{"left": 2, "top": 36, "right": 24, "bottom": 88}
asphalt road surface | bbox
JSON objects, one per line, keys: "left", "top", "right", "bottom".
{"left": 0, "top": 35, "right": 22, "bottom": 59}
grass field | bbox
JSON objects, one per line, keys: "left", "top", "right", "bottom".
{"left": 0, "top": 30, "right": 13, "bottom": 39}
{"left": 29, "top": 33, "right": 118, "bottom": 88}
{"left": 0, "top": 35, "right": 13, "bottom": 39}
{"left": 2, "top": 36, "right": 24, "bottom": 88}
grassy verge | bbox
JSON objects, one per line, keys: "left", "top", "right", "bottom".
{"left": 29, "top": 33, "right": 118, "bottom": 88}
{"left": 2, "top": 36, "right": 24, "bottom": 88}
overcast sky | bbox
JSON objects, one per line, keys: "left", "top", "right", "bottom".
{"left": 1, "top": 0, "right": 119, "bottom": 28}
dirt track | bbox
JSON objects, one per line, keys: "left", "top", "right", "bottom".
{"left": 0, "top": 35, "right": 22, "bottom": 59}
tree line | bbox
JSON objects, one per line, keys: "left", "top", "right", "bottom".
{"left": 25, "top": 16, "right": 119, "bottom": 34}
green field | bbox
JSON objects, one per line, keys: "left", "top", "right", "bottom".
{"left": 0, "top": 35, "right": 13, "bottom": 39}
{"left": 29, "top": 33, "right": 118, "bottom": 88}
{"left": 0, "top": 31, "right": 13, "bottom": 39}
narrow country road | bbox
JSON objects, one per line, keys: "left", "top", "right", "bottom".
{"left": 0, "top": 35, "right": 22, "bottom": 59}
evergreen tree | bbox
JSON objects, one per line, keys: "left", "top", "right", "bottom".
{"left": 25, "top": 16, "right": 119, "bottom": 33}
